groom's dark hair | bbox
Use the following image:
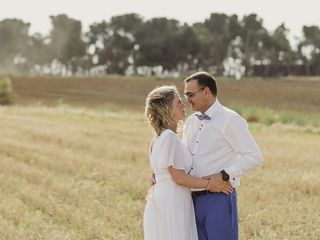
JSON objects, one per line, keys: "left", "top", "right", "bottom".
{"left": 184, "top": 72, "right": 217, "bottom": 96}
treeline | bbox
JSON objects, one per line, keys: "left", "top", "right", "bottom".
{"left": 0, "top": 13, "right": 320, "bottom": 77}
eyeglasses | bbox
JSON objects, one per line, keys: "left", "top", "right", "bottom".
{"left": 184, "top": 87, "right": 205, "bottom": 99}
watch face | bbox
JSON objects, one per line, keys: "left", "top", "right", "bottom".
{"left": 222, "top": 174, "right": 227, "bottom": 181}
{"left": 221, "top": 170, "right": 229, "bottom": 181}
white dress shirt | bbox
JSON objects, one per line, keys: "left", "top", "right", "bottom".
{"left": 182, "top": 99, "right": 263, "bottom": 189}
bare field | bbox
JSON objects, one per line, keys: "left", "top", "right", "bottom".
{"left": 11, "top": 76, "right": 320, "bottom": 112}
{"left": 0, "top": 105, "right": 319, "bottom": 239}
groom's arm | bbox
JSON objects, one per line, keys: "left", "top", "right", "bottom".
{"left": 223, "top": 114, "right": 263, "bottom": 180}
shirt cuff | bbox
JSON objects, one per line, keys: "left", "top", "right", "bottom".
{"left": 224, "top": 155, "right": 244, "bottom": 180}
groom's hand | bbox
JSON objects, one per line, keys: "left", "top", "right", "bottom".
{"left": 203, "top": 173, "right": 233, "bottom": 195}
{"left": 150, "top": 173, "right": 156, "bottom": 186}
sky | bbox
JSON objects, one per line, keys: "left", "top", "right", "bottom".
{"left": 1, "top": 0, "right": 320, "bottom": 45}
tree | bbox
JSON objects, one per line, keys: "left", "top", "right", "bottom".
{"left": 87, "top": 14, "right": 143, "bottom": 74}
{"left": 0, "top": 19, "right": 31, "bottom": 73}
{"left": 239, "top": 14, "right": 269, "bottom": 76}
{"left": 205, "top": 13, "right": 238, "bottom": 74}
{"left": 260, "top": 23, "right": 298, "bottom": 76}
{"left": 298, "top": 25, "right": 320, "bottom": 75}
{"left": 49, "top": 14, "right": 86, "bottom": 74}
{"left": 23, "top": 33, "right": 51, "bottom": 73}
{"left": 135, "top": 17, "right": 182, "bottom": 73}
{"left": 174, "top": 24, "right": 201, "bottom": 71}
{"left": 192, "top": 14, "right": 242, "bottom": 75}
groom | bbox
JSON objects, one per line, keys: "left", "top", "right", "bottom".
{"left": 182, "top": 72, "right": 263, "bottom": 240}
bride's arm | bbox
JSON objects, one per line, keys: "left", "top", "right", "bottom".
{"left": 168, "top": 167, "right": 233, "bottom": 194}
{"left": 168, "top": 166, "right": 209, "bottom": 188}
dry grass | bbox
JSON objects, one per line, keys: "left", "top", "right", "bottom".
{"left": 0, "top": 106, "right": 151, "bottom": 239}
{"left": 238, "top": 124, "right": 320, "bottom": 239}
{"left": 0, "top": 105, "right": 319, "bottom": 239}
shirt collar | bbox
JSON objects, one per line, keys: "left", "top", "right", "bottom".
{"left": 194, "top": 98, "right": 221, "bottom": 119}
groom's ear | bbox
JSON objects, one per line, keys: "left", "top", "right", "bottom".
{"left": 204, "top": 87, "right": 210, "bottom": 96}
{"left": 204, "top": 87, "right": 215, "bottom": 98}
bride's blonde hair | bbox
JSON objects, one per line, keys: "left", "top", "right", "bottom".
{"left": 145, "top": 86, "right": 178, "bottom": 136}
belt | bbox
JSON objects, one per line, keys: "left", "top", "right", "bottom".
{"left": 191, "top": 190, "right": 215, "bottom": 197}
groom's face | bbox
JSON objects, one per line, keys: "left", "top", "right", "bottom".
{"left": 184, "top": 79, "right": 205, "bottom": 112}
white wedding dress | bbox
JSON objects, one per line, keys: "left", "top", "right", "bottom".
{"left": 143, "top": 129, "right": 198, "bottom": 240}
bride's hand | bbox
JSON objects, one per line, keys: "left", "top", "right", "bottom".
{"left": 202, "top": 174, "right": 233, "bottom": 195}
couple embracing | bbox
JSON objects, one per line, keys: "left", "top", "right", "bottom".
{"left": 144, "top": 72, "right": 263, "bottom": 240}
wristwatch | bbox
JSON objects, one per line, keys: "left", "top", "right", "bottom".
{"left": 220, "top": 170, "right": 230, "bottom": 181}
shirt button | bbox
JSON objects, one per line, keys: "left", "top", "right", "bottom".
{"left": 199, "top": 128, "right": 201, "bottom": 130}
{"left": 196, "top": 141, "right": 199, "bottom": 143}
{"left": 192, "top": 153, "right": 195, "bottom": 156}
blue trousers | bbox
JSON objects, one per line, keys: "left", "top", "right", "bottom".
{"left": 192, "top": 190, "right": 238, "bottom": 240}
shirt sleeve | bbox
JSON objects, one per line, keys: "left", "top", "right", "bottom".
{"left": 158, "top": 131, "right": 185, "bottom": 170}
{"left": 223, "top": 115, "right": 263, "bottom": 179}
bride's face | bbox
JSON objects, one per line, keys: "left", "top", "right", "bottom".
{"left": 172, "top": 92, "right": 186, "bottom": 122}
